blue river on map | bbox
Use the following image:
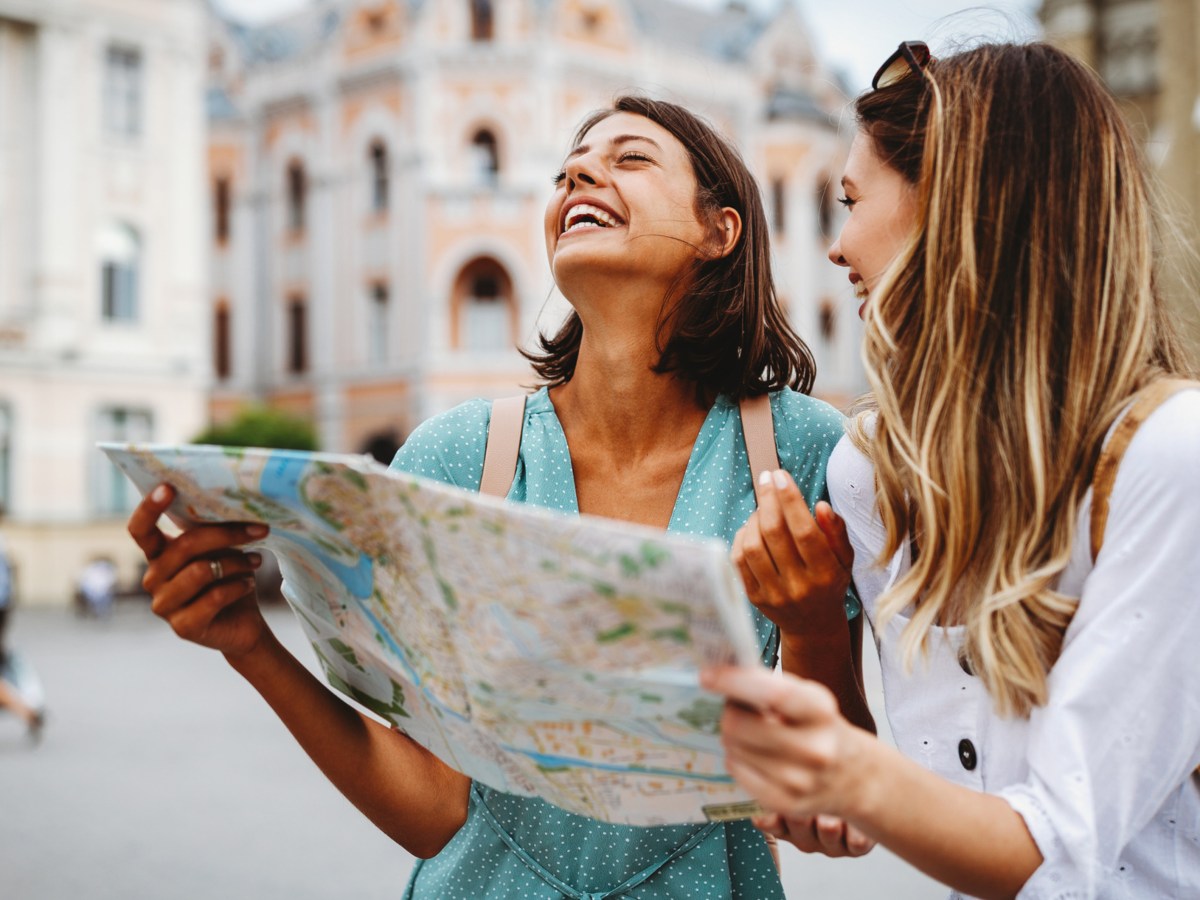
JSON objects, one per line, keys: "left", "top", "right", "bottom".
{"left": 260, "top": 452, "right": 375, "bottom": 599}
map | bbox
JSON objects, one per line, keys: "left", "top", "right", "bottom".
{"left": 100, "top": 443, "right": 767, "bottom": 826}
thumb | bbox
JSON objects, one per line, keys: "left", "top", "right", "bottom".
{"left": 815, "top": 501, "right": 853, "bottom": 570}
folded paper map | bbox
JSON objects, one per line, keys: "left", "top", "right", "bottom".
{"left": 100, "top": 443, "right": 766, "bottom": 826}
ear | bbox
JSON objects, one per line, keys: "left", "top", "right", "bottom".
{"left": 707, "top": 207, "right": 742, "bottom": 260}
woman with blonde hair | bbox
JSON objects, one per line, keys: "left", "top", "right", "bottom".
{"left": 705, "top": 40, "right": 1200, "bottom": 897}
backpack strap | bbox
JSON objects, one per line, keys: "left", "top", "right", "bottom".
{"left": 1090, "top": 378, "right": 1200, "bottom": 562}
{"left": 739, "top": 393, "right": 780, "bottom": 500}
{"left": 480, "top": 395, "right": 527, "bottom": 498}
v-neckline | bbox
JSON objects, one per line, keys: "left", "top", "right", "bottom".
{"left": 538, "top": 388, "right": 728, "bottom": 532}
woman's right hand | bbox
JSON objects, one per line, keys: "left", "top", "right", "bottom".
{"left": 128, "top": 483, "right": 271, "bottom": 658}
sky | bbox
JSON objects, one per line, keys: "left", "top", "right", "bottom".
{"left": 212, "top": 0, "right": 1043, "bottom": 94}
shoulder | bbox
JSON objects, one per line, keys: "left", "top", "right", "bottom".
{"left": 1108, "top": 388, "right": 1200, "bottom": 504}
{"left": 389, "top": 398, "right": 492, "bottom": 488}
{"left": 768, "top": 389, "right": 847, "bottom": 461}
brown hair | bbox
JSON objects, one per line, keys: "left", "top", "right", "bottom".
{"left": 852, "top": 42, "right": 1194, "bottom": 716}
{"left": 525, "top": 95, "right": 816, "bottom": 399}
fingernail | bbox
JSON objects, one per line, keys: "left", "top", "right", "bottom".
{"left": 248, "top": 552, "right": 263, "bottom": 568}
{"left": 757, "top": 470, "right": 772, "bottom": 487}
{"left": 246, "top": 524, "right": 268, "bottom": 538}
{"left": 151, "top": 485, "right": 170, "bottom": 503}
{"left": 772, "top": 470, "right": 789, "bottom": 490}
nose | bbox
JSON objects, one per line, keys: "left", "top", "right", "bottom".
{"left": 563, "top": 153, "right": 601, "bottom": 192}
{"left": 827, "top": 235, "right": 847, "bottom": 267}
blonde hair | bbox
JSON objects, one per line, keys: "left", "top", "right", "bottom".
{"left": 853, "top": 43, "right": 1194, "bottom": 716}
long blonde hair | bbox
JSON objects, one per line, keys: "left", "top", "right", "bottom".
{"left": 853, "top": 42, "right": 1194, "bottom": 716}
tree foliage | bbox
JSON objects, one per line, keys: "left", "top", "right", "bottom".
{"left": 193, "top": 405, "right": 318, "bottom": 451}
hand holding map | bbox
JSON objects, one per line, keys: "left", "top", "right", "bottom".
{"left": 101, "top": 443, "right": 766, "bottom": 826}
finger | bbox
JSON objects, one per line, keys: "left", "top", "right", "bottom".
{"left": 127, "top": 483, "right": 176, "bottom": 560}
{"left": 777, "top": 815, "right": 825, "bottom": 854}
{"left": 771, "top": 472, "right": 841, "bottom": 575}
{"left": 143, "top": 522, "right": 269, "bottom": 593}
{"left": 704, "top": 665, "right": 837, "bottom": 724}
{"left": 752, "top": 473, "right": 807, "bottom": 578}
{"left": 149, "top": 551, "right": 262, "bottom": 618}
{"left": 723, "top": 752, "right": 818, "bottom": 819}
{"left": 815, "top": 502, "right": 854, "bottom": 571}
{"left": 843, "top": 822, "right": 876, "bottom": 856}
{"left": 814, "top": 814, "right": 849, "bottom": 854}
{"left": 163, "top": 576, "right": 258, "bottom": 641}
{"left": 731, "top": 525, "right": 762, "bottom": 598}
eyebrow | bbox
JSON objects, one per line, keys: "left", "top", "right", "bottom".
{"left": 566, "top": 134, "right": 664, "bottom": 160}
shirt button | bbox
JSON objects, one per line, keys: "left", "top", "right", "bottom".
{"left": 958, "top": 738, "right": 978, "bottom": 771}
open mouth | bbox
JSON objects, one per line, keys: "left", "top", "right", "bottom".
{"left": 561, "top": 203, "right": 624, "bottom": 235}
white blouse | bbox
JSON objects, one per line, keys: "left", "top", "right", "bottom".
{"left": 828, "top": 391, "right": 1200, "bottom": 900}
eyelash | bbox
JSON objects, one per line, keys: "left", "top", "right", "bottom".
{"left": 551, "top": 151, "right": 654, "bottom": 186}
{"left": 837, "top": 196, "right": 856, "bottom": 209}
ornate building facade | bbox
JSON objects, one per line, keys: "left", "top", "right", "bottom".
{"left": 205, "top": 0, "right": 863, "bottom": 460}
{"left": 1040, "top": 0, "right": 1200, "bottom": 360}
{"left": 0, "top": 0, "right": 208, "bottom": 604}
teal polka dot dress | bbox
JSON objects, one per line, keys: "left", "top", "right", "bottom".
{"left": 390, "top": 387, "right": 848, "bottom": 899}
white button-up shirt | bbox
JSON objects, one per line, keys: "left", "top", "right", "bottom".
{"left": 828, "top": 392, "right": 1200, "bottom": 899}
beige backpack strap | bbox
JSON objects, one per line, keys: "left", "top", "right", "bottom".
{"left": 740, "top": 393, "right": 780, "bottom": 502}
{"left": 1090, "top": 378, "right": 1200, "bottom": 562}
{"left": 480, "top": 395, "right": 527, "bottom": 498}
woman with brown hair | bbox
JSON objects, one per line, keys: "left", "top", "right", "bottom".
{"left": 125, "top": 96, "right": 862, "bottom": 898}
{"left": 705, "top": 41, "right": 1200, "bottom": 897}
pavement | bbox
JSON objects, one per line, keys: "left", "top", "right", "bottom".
{"left": 1, "top": 601, "right": 946, "bottom": 899}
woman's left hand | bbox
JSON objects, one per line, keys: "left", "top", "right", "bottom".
{"left": 733, "top": 470, "right": 852, "bottom": 637}
{"left": 701, "top": 664, "right": 869, "bottom": 827}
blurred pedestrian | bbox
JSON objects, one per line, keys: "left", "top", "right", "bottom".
{"left": 0, "top": 506, "right": 44, "bottom": 741}
{"left": 75, "top": 556, "right": 118, "bottom": 618}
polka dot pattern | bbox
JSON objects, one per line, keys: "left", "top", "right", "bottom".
{"left": 391, "top": 387, "right": 847, "bottom": 899}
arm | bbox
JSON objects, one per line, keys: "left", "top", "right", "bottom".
{"left": 733, "top": 469, "right": 873, "bottom": 732}
{"left": 704, "top": 665, "right": 1041, "bottom": 898}
{"left": 128, "top": 485, "right": 469, "bottom": 857}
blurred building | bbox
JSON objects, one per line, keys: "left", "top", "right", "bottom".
{"left": 1040, "top": 0, "right": 1200, "bottom": 361}
{"left": 0, "top": 0, "right": 208, "bottom": 604}
{"left": 204, "top": 0, "right": 862, "bottom": 458}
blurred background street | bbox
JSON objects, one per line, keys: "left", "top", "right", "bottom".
{"left": 0, "top": 599, "right": 946, "bottom": 900}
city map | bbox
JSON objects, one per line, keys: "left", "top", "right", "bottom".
{"left": 100, "top": 443, "right": 766, "bottom": 826}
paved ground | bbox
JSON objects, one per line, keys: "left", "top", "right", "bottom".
{"left": 1, "top": 601, "right": 946, "bottom": 899}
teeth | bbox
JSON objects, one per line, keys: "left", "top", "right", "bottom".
{"left": 852, "top": 280, "right": 869, "bottom": 300}
{"left": 563, "top": 203, "right": 622, "bottom": 233}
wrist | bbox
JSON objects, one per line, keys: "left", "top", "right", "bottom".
{"left": 837, "top": 726, "right": 891, "bottom": 826}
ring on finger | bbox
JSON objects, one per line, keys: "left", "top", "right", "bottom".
{"left": 209, "top": 558, "right": 224, "bottom": 581}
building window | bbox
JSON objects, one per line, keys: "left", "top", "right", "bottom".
{"left": 817, "top": 176, "right": 836, "bottom": 239}
{"left": 286, "top": 160, "right": 306, "bottom": 233}
{"left": 470, "top": 128, "right": 500, "bottom": 186}
{"left": 94, "top": 407, "right": 153, "bottom": 515}
{"left": 98, "top": 223, "right": 140, "bottom": 322}
{"left": 214, "top": 303, "right": 231, "bottom": 380}
{"left": 453, "top": 257, "right": 513, "bottom": 351}
{"left": 369, "top": 141, "right": 389, "bottom": 213}
{"left": 470, "top": 0, "right": 494, "bottom": 41}
{"left": 771, "top": 178, "right": 786, "bottom": 235}
{"left": 287, "top": 295, "right": 308, "bottom": 374}
{"left": 104, "top": 45, "right": 142, "bottom": 138}
{"left": 0, "top": 404, "right": 11, "bottom": 513}
{"left": 819, "top": 299, "right": 836, "bottom": 343}
{"left": 369, "top": 282, "right": 389, "bottom": 365}
{"left": 214, "top": 177, "right": 232, "bottom": 244}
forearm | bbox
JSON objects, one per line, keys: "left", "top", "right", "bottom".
{"left": 848, "top": 734, "right": 1041, "bottom": 898}
{"left": 227, "top": 630, "right": 469, "bottom": 857}
{"left": 780, "top": 615, "right": 873, "bottom": 733}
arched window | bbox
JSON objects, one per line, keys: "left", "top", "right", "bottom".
{"left": 214, "top": 176, "right": 231, "bottom": 243}
{"left": 819, "top": 299, "right": 836, "bottom": 343}
{"left": 369, "top": 140, "right": 389, "bottom": 213}
{"left": 452, "top": 257, "right": 514, "bottom": 351}
{"left": 470, "top": 128, "right": 500, "bottom": 186}
{"left": 94, "top": 406, "right": 153, "bottom": 514}
{"left": 286, "top": 159, "right": 306, "bottom": 232}
{"left": 214, "top": 302, "right": 231, "bottom": 380}
{"left": 368, "top": 282, "right": 389, "bottom": 364}
{"left": 98, "top": 222, "right": 140, "bottom": 321}
{"left": 470, "top": 0, "right": 494, "bottom": 41}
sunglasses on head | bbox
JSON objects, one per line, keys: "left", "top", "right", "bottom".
{"left": 872, "top": 41, "right": 933, "bottom": 90}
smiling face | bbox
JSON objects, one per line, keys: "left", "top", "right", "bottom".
{"left": 827, "top": 130, "right": 918, "bottom": 319}
{"left": 544, "top": 112, "right": 715, "bottom": 304}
